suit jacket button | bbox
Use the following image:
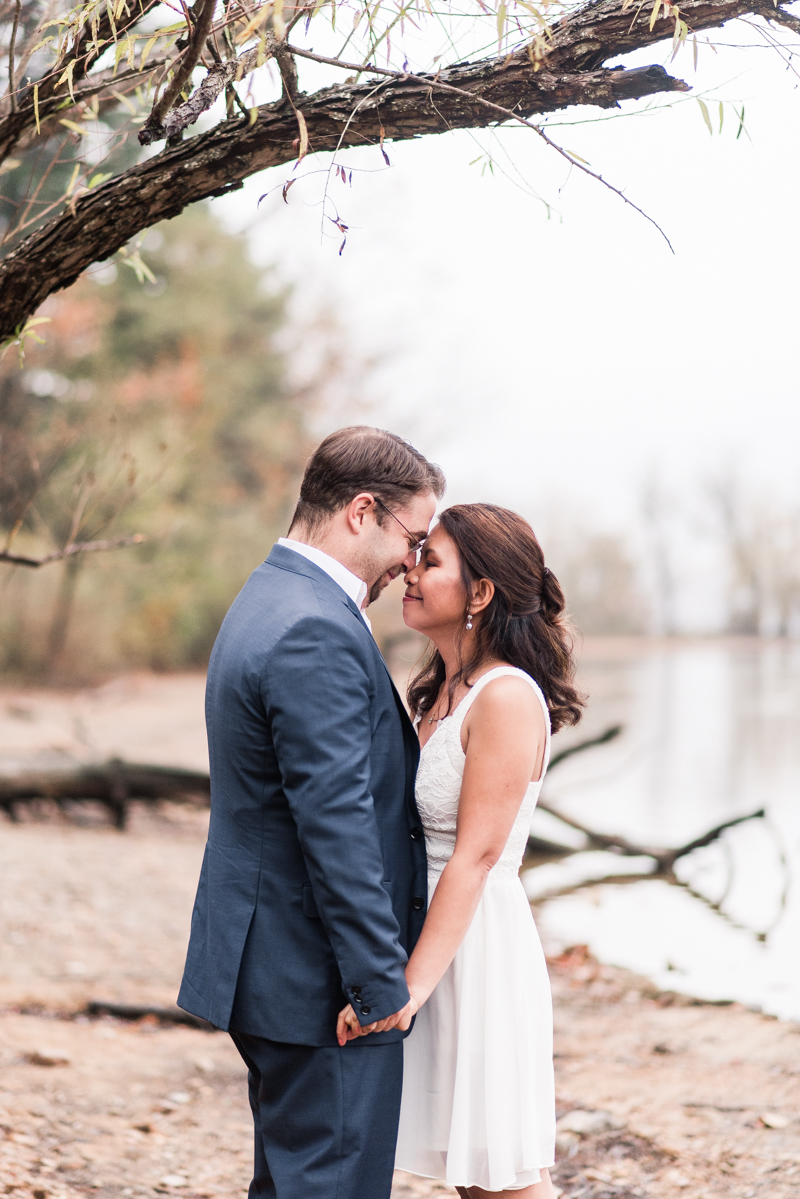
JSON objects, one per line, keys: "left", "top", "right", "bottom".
{"left": 360, "top": 1006, "right": 371, "bottom": 1015}
{"left": 410, "top": 828, "right": 421, "bottom": 841}
{"left": 412, "top": 896, "right": 424, "bottom": 910}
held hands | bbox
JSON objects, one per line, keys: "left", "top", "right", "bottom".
{"left": 336, "top": 994, "right": 419, "bottom": 1047}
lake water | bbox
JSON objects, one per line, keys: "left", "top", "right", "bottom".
{"left": 524, "top": 639, "right": 800, "bottom": 1020}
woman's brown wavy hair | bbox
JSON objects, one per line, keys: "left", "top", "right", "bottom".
{"left": 407, "top": 504, "right": 584, "bottom": 733}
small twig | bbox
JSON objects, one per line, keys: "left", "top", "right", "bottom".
{"left": 7, "top": 0, "right": 22, "bottom": 112}
{"left": 0, "top": 534, "right": 146, "bottom": 568}
{"left": 286, "top": 43, "right": 675, "bottom": 251}
{"left": 549, "top": 724, "right": 624, "bottom": 770}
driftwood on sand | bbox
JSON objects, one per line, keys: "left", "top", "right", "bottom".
{"left": 1, "top": 726, "right": 767, "bottom": 880}
{"left": 0, "top": 760, "right": 209, "bottom": 828}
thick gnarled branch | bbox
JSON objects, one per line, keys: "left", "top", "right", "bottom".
{"left": 1, "top": 0, "right": 798, "bottom": 340}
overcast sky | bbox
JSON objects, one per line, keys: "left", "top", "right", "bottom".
{"left": 213, "top": 21, "right": 799, "bottom": 623}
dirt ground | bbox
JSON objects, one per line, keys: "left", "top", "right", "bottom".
{"left": 2, "top": 677, "right": 800, "bottom": 1199}
{"left": 1, "top": 809, "right": 799, "bottom": 1199}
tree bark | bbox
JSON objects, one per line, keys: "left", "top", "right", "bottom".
{"left": 0, "top": 0, "right": 795, "bottom": 342}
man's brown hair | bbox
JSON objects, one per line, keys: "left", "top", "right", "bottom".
{"left": 289, "top": 426, "right": 445, "bottom": 534}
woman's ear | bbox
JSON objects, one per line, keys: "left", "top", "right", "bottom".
{"left": 470, "top": 578, "right": 495, "bottom": 615}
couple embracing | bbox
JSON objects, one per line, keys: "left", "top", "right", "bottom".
{"left": 178, "top": 427, "right": 583, "bottom": 1199}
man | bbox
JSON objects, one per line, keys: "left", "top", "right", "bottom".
{"left": 178, "top": 426, "right": 445, "bottom": 1199}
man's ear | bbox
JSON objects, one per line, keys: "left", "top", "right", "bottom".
{"left": 346, "top": 493, "right": 377, "bottom": 535}
{"left": 470, "top": 578, "right": 495, "bottom": 615}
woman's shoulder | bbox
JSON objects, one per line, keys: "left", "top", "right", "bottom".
{"left": 466, "top": 667, "right": 544, "bottom": 719}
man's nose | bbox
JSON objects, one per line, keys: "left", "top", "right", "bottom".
{"left": 401, "top": 548, "right": 417, "bottom": 574}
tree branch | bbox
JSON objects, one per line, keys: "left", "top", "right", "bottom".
{"left": 534, "top": 800, "right": 766, "bottom": 869}
{"left": 548, "top": 723, "right": 624, "bottom": 771}
{"left": 142, "top": 0, "right": 218, "bottom": 142}
{"left": 1, "top": 0, "right": 797, "bottom": 339}
{"left": 0, "top": 533, "right": 146, "bottom": 567}
{"left": 139, "top": 39, "right": 274, "bottom": 145}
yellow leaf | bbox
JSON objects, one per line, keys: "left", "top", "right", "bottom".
{"left": 718, "top": 100, "right": 724, "bottom": 132}
{"left": 272, "top": 0, "right": 286, "bottom": 40}
{"left": 57, "top": 58, "right": 77, "bottom": 102}
{"left": 295, "top": 108, "right": 308, "bottom": 161}
{"left": 236, "top": 3, "right": 271, "bottom": 45}
{"left": 139, "top": 35, "right": 158, "bottom": 70}
{"left": 692, "top": 33, "right": 698, "bottom": 70}
{"left": 497, "top": 1, "right": 507, "bottom": 42}
{"left": 696, "top": 97, "right": 712, "bottom": 135}
{"left": 65, "top": 162, "right": 81, "bottom": 195}
{"left": 33, "top": 83, "right": 40, "bottom": 135}
{"left": 111, "top": 88, "right": 137, "bottom": 115}
{"left": 0, "top": 158, "right": 21, "bottom": 176}
{"left": 649, "top": 0, "right": 662, "bottom": 31}
{"left": 248, "top": 106, "right": 259, "bottom": 126}
{"left": 59, "top": 118, "right": 88, "bottom": 134}
{"left": 564, "top": 147, "right": 589, "bottom": 165}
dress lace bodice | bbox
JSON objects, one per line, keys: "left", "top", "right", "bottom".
{"left": 414, "top": 666, "right": 551, "bottom": 881}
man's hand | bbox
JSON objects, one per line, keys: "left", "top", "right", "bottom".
{"left": 336, "top": 995, "right": 420, "bottom": 1046}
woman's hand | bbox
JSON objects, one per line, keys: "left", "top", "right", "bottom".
{"left": 336, "top": 1003, "right": 374, "bottom": 1046}
{"left": 336, "top": 994, "right": 421, "bottom": 1046}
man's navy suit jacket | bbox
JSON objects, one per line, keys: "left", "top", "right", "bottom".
{"left": 178, "top": 544, "right": 428, "bottom": 1047}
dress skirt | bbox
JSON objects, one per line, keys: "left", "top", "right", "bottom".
{"left": 395, "top": 849, "right": 556, "bottom": 1192}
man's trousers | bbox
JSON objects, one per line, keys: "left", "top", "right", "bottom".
{"left": 230, "top": 1031, "right": 404, "bottom": 1199}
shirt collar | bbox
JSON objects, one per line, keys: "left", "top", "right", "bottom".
{"left": 277, "top": 538, "right": 371, "bottom": 631}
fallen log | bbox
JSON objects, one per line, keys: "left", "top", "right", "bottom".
{"left": 0, "top": 759, "right": 210, "bottom": 829}
{"left": 84, "top": 1000, "right": 215, "bottom": 1030}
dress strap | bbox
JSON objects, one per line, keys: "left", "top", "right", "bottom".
{"left": 452, "top": 666, "right": 552, "bottom": 779}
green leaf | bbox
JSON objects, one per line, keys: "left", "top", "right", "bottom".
{"left": 120, "top": 250, "right": 157, "bottom": 285}
{"left": 60, "top": 118, "right": 88, "bottom": 135}
{"left": 696, "top": 97, "right": 712, "bottom": 136}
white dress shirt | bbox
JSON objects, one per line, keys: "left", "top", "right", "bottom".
{"left": 277, "top": 538, "right": 372, "bottom": 632}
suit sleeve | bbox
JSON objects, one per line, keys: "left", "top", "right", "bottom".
{"left": 263, "top": 613, "right": 410, "bottom": 1025}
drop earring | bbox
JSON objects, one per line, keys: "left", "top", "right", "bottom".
{"left": 466, "top": 613, "right": 473, "bottom": 631}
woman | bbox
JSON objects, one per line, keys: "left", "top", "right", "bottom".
{"left": 339, "top": 503, "right": 583, "bottom": 1197}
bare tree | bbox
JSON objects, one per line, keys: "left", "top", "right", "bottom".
{"left": 1, "top": 0, "right": 800, "bottom": 347}
{"left": 706, "top": 475, "right": 800, "bottom": 636}
{"left": 641, "top": 477, "right": 680, "bottom": 635}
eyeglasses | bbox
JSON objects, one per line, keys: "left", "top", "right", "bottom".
{"left": 373, "top": 497, "right": 427, "bottom": 556}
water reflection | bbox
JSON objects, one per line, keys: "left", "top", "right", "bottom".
{"left": 524, "top": 640, "right": 800, "bottom": 1019}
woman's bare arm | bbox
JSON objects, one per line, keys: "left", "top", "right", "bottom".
{"left": 403, "top": 676, "right": 546, "bottom": 1010}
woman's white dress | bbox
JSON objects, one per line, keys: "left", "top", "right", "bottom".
{"left": 395, "top": 666, "right": 555, "bottom": 1193}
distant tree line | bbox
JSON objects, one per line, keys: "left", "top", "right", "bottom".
{"left": 0, "top": 205, "right": 309, "bottom": 678}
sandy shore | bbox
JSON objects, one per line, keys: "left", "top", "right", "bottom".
{"left": 1, "top": 809, "right": 799, "bottom": 1199}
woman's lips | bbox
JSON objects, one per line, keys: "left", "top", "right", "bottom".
{"left": 403, "top": 595, "right": 422, "bottom": 603}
